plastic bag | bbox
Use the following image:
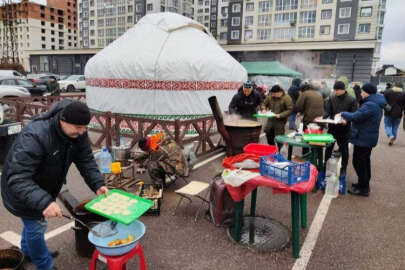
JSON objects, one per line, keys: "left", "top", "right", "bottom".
{"left": 232, "top": 159, "right": 259, "bottom": 169}
{"left": 222, "top": 153, "right": 260, "bottom": 172}
{"left": 182, "top": 143, "right": 197, "bottom": 167}
{"left": 222, "top": 169, "right": 260, "bottom": 187}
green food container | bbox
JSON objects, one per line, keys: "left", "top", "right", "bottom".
{"left": 252, "top": 112, "right": 275, "bottom": 118}
{"left": 302, "top": 133, "right": 335, "bottom": 143}
{"left": 85, "top": 189, "right": 153, "bottom": 225}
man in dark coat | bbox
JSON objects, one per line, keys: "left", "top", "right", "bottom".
{"left": 228, "top": 80, "right": 262, "bottom": 119}
{"left": 295, "top": 83, "right": 324, "bottom": 129}
{"left": 341, "top": 83, "right": 386, "bottom": 197}
{"left": 261, "top": 85, "right": 293, "bottom": 145}
{"left": 320, "top": 81, "right": 357, "bottom": 191}
{"left": 287, "top": 78, "right": 301, "bottom": 129}
{"left": 1, "top": 100, "right": 108, "bottom": 270}
{"left": 383, "top": 82, "right": 404, "bottom": 145}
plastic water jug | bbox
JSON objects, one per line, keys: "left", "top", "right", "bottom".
{"left": 325, "top": 174, "right": 339, "bottom": 198}
{"left": 98, "top": 146, "right": 112, "bottom": 174}
{"left": 326, "top": 155, "right": 338, "bottom": 177}
{"left": 325, "top": 155, "right": 339, "bottom": 198}
{"left": 0, "top": 105, "right": 4, "bottom": 124}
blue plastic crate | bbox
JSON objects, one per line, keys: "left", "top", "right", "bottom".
{"left": 259, "top": 153, "right": 310, "bottom": 186}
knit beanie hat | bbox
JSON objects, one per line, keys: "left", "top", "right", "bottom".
{"left": 60, "top": 101, "right": 91, "bottom": 125}
{"left": 333, "top": 81, "right": 346, "bottom": 90}
{"left": 243, "top": 80, "right": 253, "bottom": 88}
{"left": 361, "top": 83, "right": 377, "bottom": 95}
{"left": 270, "top": 85, "right": 283, "bottom": 93}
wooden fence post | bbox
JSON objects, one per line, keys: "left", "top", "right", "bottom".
{"left": 114, "top": 114, "right": 121, "bottom": 146}
{"left": 16, "top": 101, "right": 23, "bottom": 122}
{"left": 106, "top": 111, "right": 112, "bottom": 149}
{"left": 174, "top": 119, "right": 180, "bottom": 145}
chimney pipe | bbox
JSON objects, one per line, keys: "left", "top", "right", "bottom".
{"left": 208, "top": 96, "right": 233, "bottom": 156}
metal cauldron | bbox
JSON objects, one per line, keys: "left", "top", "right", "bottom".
{"left": 0, "top": 248, "right": 25, "bottom": 270}
{"left": 112, "top": 145, "right": 131, "bottom": 166}
{"left": 224, "top": 118, "right": 262, "bottom": 155}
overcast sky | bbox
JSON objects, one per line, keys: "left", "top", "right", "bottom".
{"left": 378, "top": 0, "right": 405, "bottom": 68}
{"left": 24, "top": 0, "right": 405, "bottom": 68}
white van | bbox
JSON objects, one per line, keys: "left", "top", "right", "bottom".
{"left": 0, "top": 70, "right": 24, "bottom": 78}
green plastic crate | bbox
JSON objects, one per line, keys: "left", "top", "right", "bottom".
{"left": 85, "top": 189, "right": 153, "bottom": 225}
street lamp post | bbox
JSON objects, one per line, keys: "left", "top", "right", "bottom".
{"left": 351, "top": 54, "right": 357, "bottom": 81}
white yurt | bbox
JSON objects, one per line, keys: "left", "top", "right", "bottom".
{"left": 85, "top": 12, "right": 247, "bottom": 120}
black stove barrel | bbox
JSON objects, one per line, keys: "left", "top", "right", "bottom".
{"left": 58, "top": 190, "right": 80, "bottom": 216}
{"left": 58, "top": 190, "right": 106, "bottom": 258}
{"left": 208, "top": 96, "right": 233, "bottom": 156}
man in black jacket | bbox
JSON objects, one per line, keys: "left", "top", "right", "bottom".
{"left": 383, "top": 82, "right": 404, "bottom": 145}
{"left": 1, "top": 99, "right": 108, "bottom": 270}
{"left": 228, "top": 80, "right": 262, "bottom": 119}
{"left": 318, "top": 81, "right": 357, "bottom": 191}
{"left": 287, "top": 78, "right": 301, "bottom": 129}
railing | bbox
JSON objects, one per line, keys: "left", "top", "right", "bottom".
{"left": 0, "top": 95, "right": 222, "bottom": 157}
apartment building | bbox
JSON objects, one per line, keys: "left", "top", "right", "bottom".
{"left": 79, "top": 0, "right": 193, "bottom": 49}
{"left": 195, "top": 0, "right": 386, "bottom": 81}
{"left": 0, "top": 0, "right": 78, "bottom": 71}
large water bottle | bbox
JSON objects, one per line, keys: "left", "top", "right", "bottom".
{"left": 98, "top": 146, "right": 112, "bottom": 174}
{"left": 0, "top": 104, "right": 4, "bottom": 124}
{"left": 325, "top": 155, "right": 339, "bottom": 198}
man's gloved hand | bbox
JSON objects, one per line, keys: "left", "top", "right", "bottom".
{"left": 43, "top": 202, "right": 62, "bottom": 218}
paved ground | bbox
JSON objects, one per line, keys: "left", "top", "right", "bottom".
{"left": 1, "top": 123, "right": 405, "bottom": 270}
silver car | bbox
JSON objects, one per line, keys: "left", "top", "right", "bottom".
{"left": 0, "top": 85, "right": 31, "bottom": 98}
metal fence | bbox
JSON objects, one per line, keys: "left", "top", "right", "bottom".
{"left": 0, "top": 94, "right": 222, "bottom": 156}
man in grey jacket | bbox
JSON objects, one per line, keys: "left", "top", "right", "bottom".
{"left": 1, "top": 100, "right": 108, "bottom": 270}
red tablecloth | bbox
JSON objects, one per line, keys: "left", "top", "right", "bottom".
{"left": 225, "top": 165, "right": 318, "bottom": 202}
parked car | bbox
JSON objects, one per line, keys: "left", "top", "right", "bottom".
{"left": 58, "top": 74, "right": 70, "bottom": 81}
{"left": 0, "top": 77, "right": 47, "bottom": 96}
{"left": 27, "top": 73, "right": 59, "bottom": 92}
{"left": 0, "top": 85, "right": 30, "bottom": 98}
{"left": 58, "top": 75, "right": 86, "bottom": 92}
{"left": 0, "top": 70, "right": 25, "bottom": 78}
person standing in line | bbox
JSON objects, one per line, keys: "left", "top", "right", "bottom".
{"left": 319, "top": 81, "right": 332, "bottom": 100}
{"left": 338, "top": 76, "right": 356, "bottom": 98}
{"left": 352, "top": 82, "right": 362, "bottom": 105}
{"left": 287, "top": 78, "right": 301, "bottom": 129}
{"left": 1, "top": 100, "right": 108, "bottom": 270}
{"left": 228, "top": 80, "right": 263, "bottom": 119}
{"left": 341, "top": 83, "right": 386, "bottom": 197}
{"left": 383, "top": 82, "right": 404, "bottom": 145}
{"left": 295, "top": 83, "right": 324, "bottom": 130}
{"left": 261, "top": 85, "right": 293, "bottom": 145}
{"left": 318, "top": 81, "right": 357, "bottom": 186}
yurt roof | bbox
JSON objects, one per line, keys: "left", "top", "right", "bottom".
{"left": 85, "top": 12, "right": 247, "bottom": 119}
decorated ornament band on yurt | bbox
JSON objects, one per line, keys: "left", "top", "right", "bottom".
{"left": 85, "top": 12, "right": 247, "bottom": 134}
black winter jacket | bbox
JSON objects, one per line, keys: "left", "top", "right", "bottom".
{"left": 323, "top": 92, "right": 357, "bottom": 135}
{"left": 1, "top": 100, "right": 104, "bottom": 219}
{"left": 228, "top": 87, "right": 262, "bottom": 118}
{"left": 384, "top": 87, "right": 404, "bottom": 118}
{"left": 288, "top": 78, "right": 302, "bottom": 104}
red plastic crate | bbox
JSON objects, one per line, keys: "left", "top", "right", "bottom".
{"left": 244, "top": 143, "right": 278, "bottom": 156}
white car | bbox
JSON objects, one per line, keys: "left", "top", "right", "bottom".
{"left": 59, "top": 75, "right": 86, "bottom": 92}
{"left": 0, "top": 70, "right": 25, "bottom": 78}
{"left": 0, "top": 85, "right": 31, "bottom": 98}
